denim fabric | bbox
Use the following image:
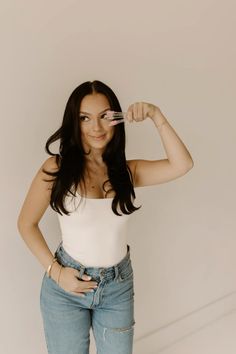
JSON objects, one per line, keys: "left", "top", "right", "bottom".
{"left": 40, "top": 241, "right": 135, "bottom": 354}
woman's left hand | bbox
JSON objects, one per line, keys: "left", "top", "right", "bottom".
{"left": 125, "top": 102, "right": 162, "bottom": 123}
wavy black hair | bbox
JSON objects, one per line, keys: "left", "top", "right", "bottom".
{"left": 42, "top": 80, "right": 142, "bottom": 216}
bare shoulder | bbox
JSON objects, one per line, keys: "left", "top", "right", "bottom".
{"left": 17, "top": 156, "right": 60, "bottom": 228}
{"left": 39, "top": 155, "right": 62, "bottom": 191}
{"left": 42, "top": 155, "right": 61, "bottom": 172}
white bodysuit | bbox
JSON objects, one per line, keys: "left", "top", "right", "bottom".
{"left": 57, "top": 191, "right": 132, "bottom": 267}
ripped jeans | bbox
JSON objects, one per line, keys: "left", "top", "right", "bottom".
{"left": 40, "top": 241, "right": 135, "bottom": 354}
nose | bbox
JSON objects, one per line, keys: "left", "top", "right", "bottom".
{"left": 91, "top": 118, "right": 103, "bottom": 131}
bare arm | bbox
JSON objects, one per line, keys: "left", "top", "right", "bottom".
{"left": 151, "top": 109, "right": 194, "bottom": 170}
{"left": 17, "top": 156, "right": 61, "bottom": 281}
{"left": 129, "top": 107, "right": 194, "bottom": 188}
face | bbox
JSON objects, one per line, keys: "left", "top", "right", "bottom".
{"left": 79, "top": 93, "right": 115, "bottom": 153}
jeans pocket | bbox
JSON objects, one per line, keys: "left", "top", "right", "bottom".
{"left": 43, "top": 268, "right": 77, "bottom": 297}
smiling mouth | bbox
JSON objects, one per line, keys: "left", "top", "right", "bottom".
{"left": 90, "top": 134, "right": 106, "bottom": 139}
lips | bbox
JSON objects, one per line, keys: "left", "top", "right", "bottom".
{"left": 90, "top": 134, "right": 106, "bottom": 139}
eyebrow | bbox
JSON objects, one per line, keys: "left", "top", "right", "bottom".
{"left": 79, "top": 108, "right": 110, "bottom": 115}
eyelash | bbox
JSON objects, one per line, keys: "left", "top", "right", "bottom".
{"left": 79, "top": 113, "right": 108, "bottom": 121}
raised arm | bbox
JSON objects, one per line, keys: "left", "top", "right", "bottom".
{"left": 126, "top": 103, "right": 194, "bottom": 188}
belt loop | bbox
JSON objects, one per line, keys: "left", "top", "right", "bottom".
{"left": 114, "top": 265, "right": 119, "bottom": 281}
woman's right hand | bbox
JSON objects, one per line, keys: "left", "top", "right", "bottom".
{"left": 51, "top": 264, "right": 98, "bottom": 297}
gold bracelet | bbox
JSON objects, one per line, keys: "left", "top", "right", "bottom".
{"left": 57, "top": 264, "right": 63, "bottom": 285}
{"left": 49, "top": 260, "right": 58, "bottom": 278}
{"left": 46, "top": 257, "right": 57, "bottom": 278}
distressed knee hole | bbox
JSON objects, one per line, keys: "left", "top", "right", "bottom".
{"left": 103, "top": 321, "right": 135, "bottom": 341}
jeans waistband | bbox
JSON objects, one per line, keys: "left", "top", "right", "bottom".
{"left": 54, "top": 241, "right": 131, "bottom": 281}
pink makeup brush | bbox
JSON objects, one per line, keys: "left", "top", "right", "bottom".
{"left": 105, "top": 110, "right": 128, "bottom": 126}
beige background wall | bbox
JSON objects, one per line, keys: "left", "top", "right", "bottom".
{"left": 1, "top": 1, "right": 235, "bottom": 353}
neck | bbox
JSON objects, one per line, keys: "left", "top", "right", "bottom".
{"left": 86, "top": 156, "right": 104, "bottom": 166}
{"left": 85, "top": 149, "right": 105, "bottom": 165}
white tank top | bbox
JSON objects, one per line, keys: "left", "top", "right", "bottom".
{"left": 57, "top": 191, "right": 132, "bottom": 267}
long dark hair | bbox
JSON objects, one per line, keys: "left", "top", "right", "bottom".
{"left": 42, "top": 80, "right": 142, "bottom": 216}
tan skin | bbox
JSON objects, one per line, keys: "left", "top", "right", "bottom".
{"left": 17, "top": 92, "right": 193, "bottom": 296}
{"left": 76, "top": 92, "right": 159, "bottom": 198}
{"left": 51, "top": 93, "right": 135, "bottom": 294}
{"left": 77, "top": 92, "right": 132, "bottom": 199}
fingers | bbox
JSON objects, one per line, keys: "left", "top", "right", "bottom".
{"left": 127, "top": 101, "right": 151, "bottom": 122}
{"left": 73, "top": 285, "right": 97, "bottom": 297}
{"left": 76, "top": 272, "right": 97, "bottom": 284}
{"left": 69, "top": 283, "right": 98, "bottom": 297}
{"left": 133, "top": 102, "right": 144, "bottom": 121}
{"left": 60, "top": 268, "right": 98, "bottom": 296}
{"left": 78, "top": 275, "right": 98, "bottom": 286}
{"left": 127, "top": 103, "right": 140, "bottom": 122}
{"left": 126, "top": 111, "right": 133, "bottom": 123}
{"left": 73, "top": 270, "right": 99, "bottom": 296}
{"left": 81, "top": 273, "right": 91, "bottom": 281}
{"left": 76, "top": 273, "right": 98, "bottom": 289}
{"left": 107, "top": 102, "right": 150, "bottom": 124}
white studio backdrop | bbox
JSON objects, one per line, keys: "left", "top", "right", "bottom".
{"left": 0, "top": 1, "right": 235, "bottom": 353}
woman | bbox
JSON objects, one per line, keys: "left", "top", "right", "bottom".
{"left": 17, "top": 80, "right": 194, "bottom": 354}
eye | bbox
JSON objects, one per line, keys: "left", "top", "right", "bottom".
{"left": 79, "top": 114, "right": 108, "bottom": 122}
{"left": 79, "top": 115, "right": 89, "bottom": 121}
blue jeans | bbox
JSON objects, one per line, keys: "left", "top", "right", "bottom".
{"left": 40, "top": 241, "right": 135, "bottom": 354}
